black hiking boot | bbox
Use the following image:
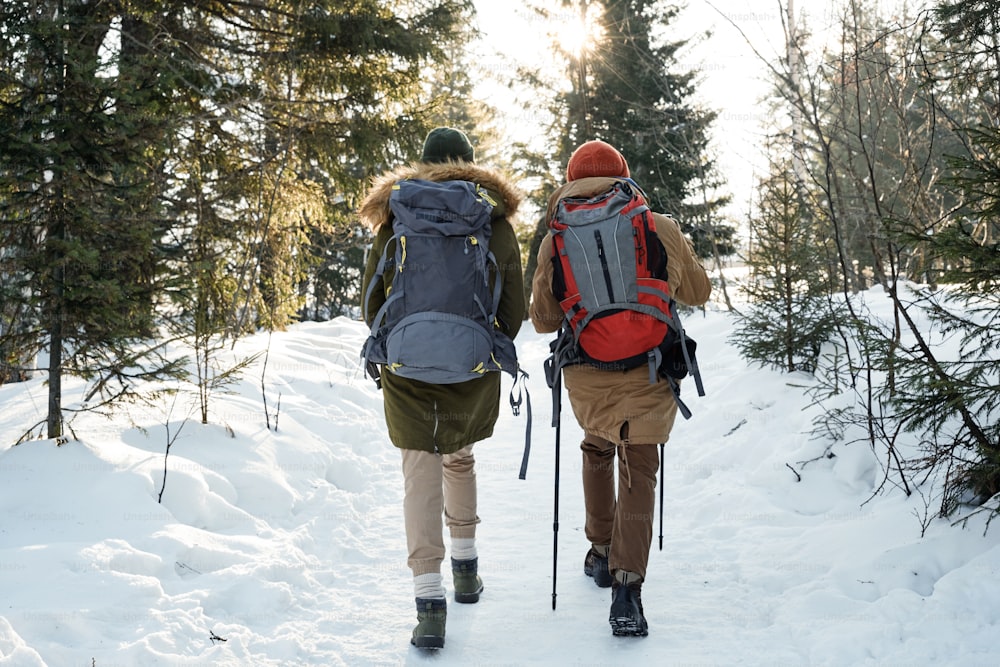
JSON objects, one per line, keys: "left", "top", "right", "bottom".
{"left": 451, "top": 557, "right": 483, "bottom": 603}
{"left": 584, "top": 547, "right": 613, "bottom": 588}
{"left": 609, "top": 576, "right": 648, "bottom": 637}
{"left": 411, "top": 597, "right": 446, "bottom": 649}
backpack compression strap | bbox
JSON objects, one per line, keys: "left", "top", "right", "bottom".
{"left": 361, "top": 234, "right": 401, "bottom": 387}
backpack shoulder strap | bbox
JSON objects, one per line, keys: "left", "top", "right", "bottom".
{"left": 362, "top": 233, "right": 398, "bottom": 326}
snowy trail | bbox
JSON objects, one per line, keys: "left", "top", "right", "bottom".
{"left": 1, "top": 306, "right": 999, "bottom": 666}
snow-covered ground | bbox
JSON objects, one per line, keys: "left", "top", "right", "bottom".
{"left": 1, "top": 287, "right": 998, "bottom": 666}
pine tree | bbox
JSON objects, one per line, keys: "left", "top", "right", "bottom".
{"left": 0, "top": 1, "right": 184, "bottom": 436}
{"left": 159, "top": 0, "right": 475, "bottom": 329}
{"left": 777, "top": 0, "right": 1000, "bottom": 514}
{"left": 878, "top": 0, "right": 1000, "bottom": 510}
{"left": 0, "top": 0, "right": 473, "bottom": 433}
{"left": 521, "top": 0, "right": 733, "bottom": 304}
{"left": 296, "top": 5, "right": 488, "bottom": 321}
{"left": 563, "top": 1, "right": 726, "bottom": 223}
{"left": 730, "top": 160, "right": 836, "bottom": 373}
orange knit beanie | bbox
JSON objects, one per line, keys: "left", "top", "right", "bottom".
{"left": 566, "top": 140, "right": 630, "bottom": 181}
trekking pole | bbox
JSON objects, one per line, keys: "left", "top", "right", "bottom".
{"left": 552, "top": 398, "right": 560, "bottom": 610}
{"left": 544, "top": 352, "right": 562, "bottom": 611}
{"left": 658, "top": 443, "right": 665, "bottom": 551}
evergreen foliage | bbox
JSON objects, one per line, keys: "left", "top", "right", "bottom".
{"left": 0, "top": 0, "right": 180, "bottom": 436}
{"left": 887, "top": 123, "right": 1000, "bottom": 511}
{"left": 519, "top": 0, "right": 732, "bottom": 307}
{"left": 757, "top": 0, "right": 1000, "bottom": 518}
{"left": 873, "top": 1, "right": 1000, "bottom": 511}
{"left": 0, "top": 0, "right": 472, "bottom": 434}
{"left": 561, "top": 0, "right": 728, "bottom": 227}
{"left": 730, "top": 160, "right": 836, "bottom": 373}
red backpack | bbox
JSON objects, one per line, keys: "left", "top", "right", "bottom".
{"left": 544, "top": 179, "right": 703, "bottom": 418}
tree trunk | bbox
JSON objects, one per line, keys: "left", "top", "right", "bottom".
{"left": 47, "top": 219, "right": 65, "bottom": 439}
{"left": 47, "top": 310, "right": 63, "bottom": 439}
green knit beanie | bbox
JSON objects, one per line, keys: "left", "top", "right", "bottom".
{"left": 420, "top": 127, "right": 475, "bottom": 164}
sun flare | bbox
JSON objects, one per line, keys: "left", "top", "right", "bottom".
{"left": 551, "top": 4, "right": 604, "bottom": 57}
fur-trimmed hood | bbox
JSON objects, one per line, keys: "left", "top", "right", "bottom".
{"left": 358, "top": 161, "right": 523, "bottom": 230}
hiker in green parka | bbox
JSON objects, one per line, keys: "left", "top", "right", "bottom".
{"left": 358, "top": 127, "right": 524, "bottom": 649}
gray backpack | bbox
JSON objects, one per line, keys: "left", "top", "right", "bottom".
{"left": 361, "top": 178, "right": 519, "bottom": 385}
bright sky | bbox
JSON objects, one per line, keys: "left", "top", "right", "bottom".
{"left": 673, "top": 1, "right": 787, "bottom": 220}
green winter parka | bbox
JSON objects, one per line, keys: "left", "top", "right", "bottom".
{"left": 359, "top": 161, "right": 525, "bottom": 454}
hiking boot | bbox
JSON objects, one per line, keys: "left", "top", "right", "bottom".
{"left": 584, "top": 547, "right": 613, "bottom": 588}
{"left": 411, "top": 597, "right": 446, "bottom": 649}
{"left": 609, "top": 576, "right": 648, "bottom": 637}
{"left": 451, "top": 557, "right": 483, "bottom": 603}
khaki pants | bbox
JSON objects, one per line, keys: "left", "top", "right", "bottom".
{"left": 581, "top": 434, "right": 659, "bottom": 579}
{"left": 400, "top": 445, "right": 480, "bottom": 576}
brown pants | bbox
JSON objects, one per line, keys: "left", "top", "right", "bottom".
{"left": 400, "top": 445, "right": 480, "bottom": 576}
{"left": 581, "top": 434, "right": 660, "bottom": 579}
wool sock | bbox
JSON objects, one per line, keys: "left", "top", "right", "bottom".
{"left": 451, "top": 538, "right": 477, "bottom": 562}
{"left": 414, "top": 573, "right": 445, "bottom": 600}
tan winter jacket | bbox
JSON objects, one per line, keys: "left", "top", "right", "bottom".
{"left": 529, "top": 177, "right": 711, "bottom": 446}
{"left": 360, "top": 161, "right": 525, "bottom": 453}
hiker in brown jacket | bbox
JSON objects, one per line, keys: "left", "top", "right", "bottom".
{"left": 529, "top": 140, "right": 711, "bottom": 636}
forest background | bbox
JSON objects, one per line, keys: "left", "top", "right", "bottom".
{"left": 0, "top": 0, "right": 998, "bottom": 524}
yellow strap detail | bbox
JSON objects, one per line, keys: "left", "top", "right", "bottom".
{"left": 469, "top": 236, "right": 478, "bottom": 246}
{"left": 478, "top": 186, "right": 497, "bottom": 207}
{"left": 471, "top": 362, "right": 486, "bottom": 374}
{"left": 399, "top": 236, "right": 406, "bottom": 272}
